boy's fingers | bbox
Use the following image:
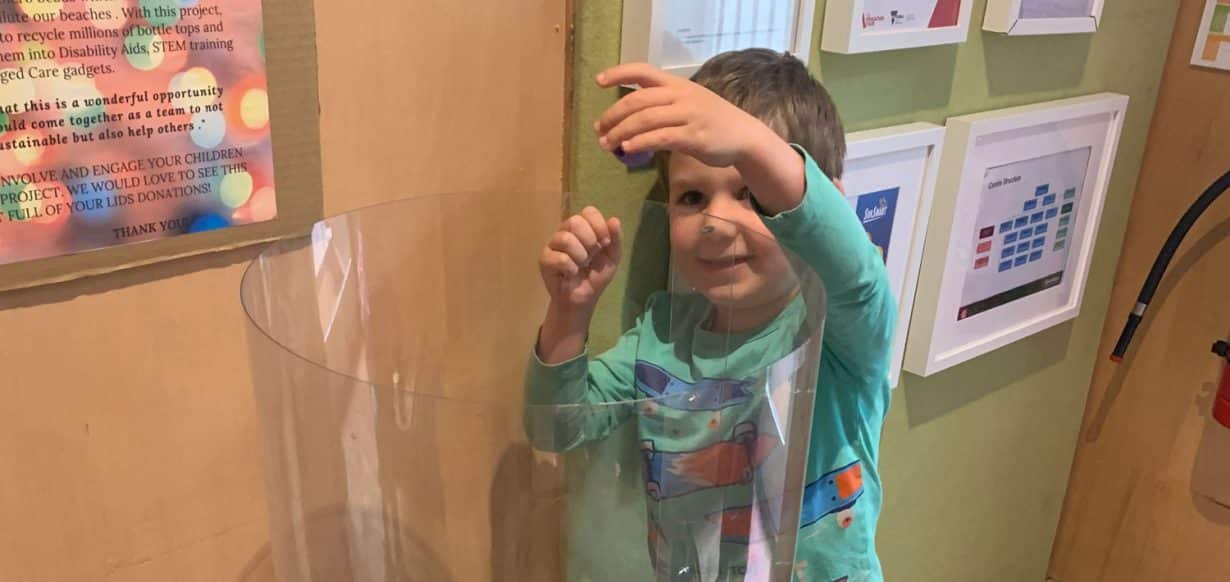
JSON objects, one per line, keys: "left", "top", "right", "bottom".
{"left": 595, "top": 87, "right": 674, "bottom": 134}
{"left": 603, "top": 107, "right": 686, "bottom": 153}
{"left": 541, "top": 249, "right": 579, "bottom": 277}
{"left": 607, "top": 217, "right": 623, "bottom": 263}
{"left": 596, "top": 63, "right": 675, "bottom": 89}
{"left": 621, "top": 126, "right": 687, "bottom": 156}
{"left": 548, "top": 231, "right": 589, "bottom": 267}
{"left": 554, "top": 253, "right": 581, "bottom": 278}
{"left": 580, "top": 206, "right": 610, "bottom": 246}
{"left": 565, "top": 214, "right": 600, "bottom": 254}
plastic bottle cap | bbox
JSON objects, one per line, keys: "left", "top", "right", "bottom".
{"left": 614, "top": 146, "right": 654, "bottom": 169}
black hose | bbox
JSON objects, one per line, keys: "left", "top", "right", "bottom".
{"left": 1111, "top": 169, "right": 1230, "bottom": 361}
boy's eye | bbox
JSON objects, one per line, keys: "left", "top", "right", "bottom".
{"left": 677, "top": 190, "right": 704, "bottom": 206}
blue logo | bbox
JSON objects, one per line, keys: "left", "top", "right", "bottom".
{"left": 855, "top": 188, "right": 899, "bottom": 263}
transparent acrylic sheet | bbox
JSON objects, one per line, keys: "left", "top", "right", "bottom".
{"left": 240, "top": 193, "right": 826, "bottom": 582}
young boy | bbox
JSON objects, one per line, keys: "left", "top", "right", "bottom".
{"left": 526, "top": 49, "right": 894, "bottom": 581}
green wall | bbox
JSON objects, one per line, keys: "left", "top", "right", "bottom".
{"left": 568, "top": 1, "right": 1179, "bottom": 580}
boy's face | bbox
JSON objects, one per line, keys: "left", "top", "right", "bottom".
{"left": 667, "top": 153, "right": 798, "bottom": 313}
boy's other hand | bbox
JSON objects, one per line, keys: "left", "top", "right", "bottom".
{"left": 539, "top": 206, "right": 623, "bottom": 312}
{"left": 594, "top": 63, "right": 770, "bottom": 169}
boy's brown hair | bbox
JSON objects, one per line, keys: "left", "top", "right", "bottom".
{"left": 659, "top": 48, "right": 847, "bottom": 180}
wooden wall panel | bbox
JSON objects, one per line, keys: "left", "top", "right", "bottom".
{"left": 315, "top": 0, "right": 569, "bottom": 215}
{"left": 1049, "top": 1, "right": 1230, "bottom": 579}
{"left": 0, "top": 0, "right": 567, "bottom": 580}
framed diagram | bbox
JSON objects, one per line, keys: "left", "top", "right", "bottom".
{"left": 843, "top": 123, "right": 945, "bottom": 387}
{"left": 822, "top": 0, "right": 973, "bottom": 53}
{"left": 903, "top": 94, "right": 1128, "bottom": 377}
{"left": 983, "top": 0, "right": 1104, "bottom": 36}
{"left": 621, "top": 0, "right": 816, "bottom": 77}
{"left": 1192, "top": 0, "right": 1230, "bottom": 71}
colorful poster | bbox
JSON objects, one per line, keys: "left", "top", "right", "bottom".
{"left": 853, "top": 187, "right": 899, "bottom": 263}
{"left": 1193, "top": 0, "right": 1230, "bottom": 71}
{"left": 1019, "top": 0, "right": 1094, "bottom": 19}
{"left": 860, "top": 0, "right": 962, "bottom": 32}
{"left": 0, "top": 0, "right": 276, "bottom": 266}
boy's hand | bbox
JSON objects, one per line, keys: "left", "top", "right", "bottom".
{"left": 594, "top": 62, "right": 807, "bottom": 216}
{"left": 539, "top": 206, "right": 623, "bottom": 311}
{"left": 594, "top": 63, "right": 771, "bottom": 168}
{"left": 536, "top": 207, "right": 622, "bottom": 364}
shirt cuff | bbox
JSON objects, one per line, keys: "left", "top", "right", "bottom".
{"left": 758, "top": 144, "right": 840, "bottom": 235}
{"left": 525, "top": 347, "right": 589, "bottom": 405}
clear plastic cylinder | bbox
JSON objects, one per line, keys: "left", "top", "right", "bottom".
{"left": 240, "top": 193, "right": 827, "bottom": 581}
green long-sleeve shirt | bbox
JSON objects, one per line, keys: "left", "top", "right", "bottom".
{"left": 527, "top": 147, "right": 895, "bottom": 582}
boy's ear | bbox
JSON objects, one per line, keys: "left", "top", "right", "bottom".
{"left": 832, "top": 178, "right": 846, "bottom": 195}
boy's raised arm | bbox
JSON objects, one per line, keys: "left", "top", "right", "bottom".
{"left": 756, "top": 146, "right": 896, "bottom": 375}
{"left": 526, "top": 206, "right": 638, "bottom": 451}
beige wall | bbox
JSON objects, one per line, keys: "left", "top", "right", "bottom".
{"left": 0, "top": 1, "right": 567, "bottom": 580}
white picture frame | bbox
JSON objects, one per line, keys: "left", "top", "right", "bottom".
{"left": 822, "top": 0, "right": 974, "bottom": 54}
{"left": 842, "top": 123, "right": 945, "bottom": 388}
{"left": 903, "top": 93, "right": 1129, "bottom": 377}
{"left": 983, "top": 0, "right": 1104, "bottom": 36}
{"left": 620, "top": 0, "right": 816, "bottom": 78}
{"left": 1191, "top": 0, "right": 1230, "bottom": 71}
